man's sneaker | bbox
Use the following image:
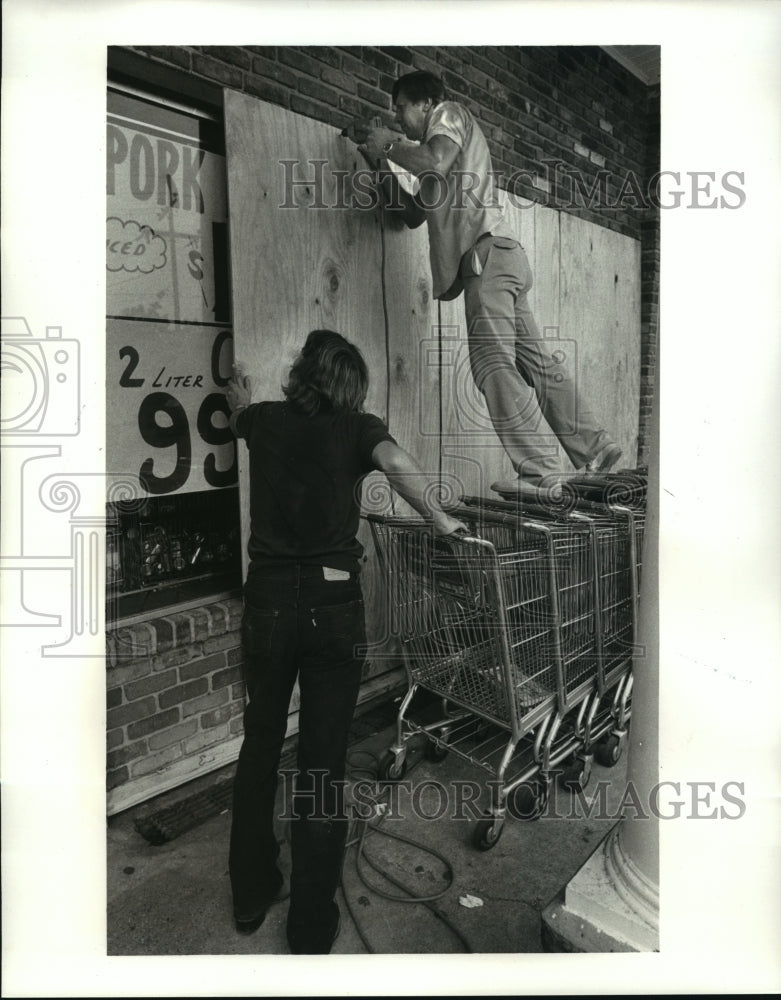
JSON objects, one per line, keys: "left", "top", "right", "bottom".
{"left": 585, "top": 443, "right": 623, "bottom": 475}
{"left": 234, "top": 875, "right": 290, "bottom": 935}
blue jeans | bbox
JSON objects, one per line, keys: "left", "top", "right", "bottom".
{"left": 462, "top": 235, "right": 614, "bottom": 481}
{"left": 228, "top": 565, "right": 365, "bottom": 951}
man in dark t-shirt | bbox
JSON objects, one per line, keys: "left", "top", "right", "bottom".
{"left": 225, "top": 329, "right": 464, "bottom": 954}
{"left": 233, "top": 401, "right": 394, "bottom": 575}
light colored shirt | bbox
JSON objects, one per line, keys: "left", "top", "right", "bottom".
{"left": 421, "top": 101, "right": 515, "bottom": 300}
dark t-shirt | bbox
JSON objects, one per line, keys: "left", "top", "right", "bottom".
{"left": 233, "top": 400, "right": 396, "bottom": 574}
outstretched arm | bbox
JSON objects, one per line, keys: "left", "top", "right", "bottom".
{"left": 356, "top": 130, "right": 460, "bottom": 230}
{"left": 371, "top": 439, "right": 467, "bottom": 536}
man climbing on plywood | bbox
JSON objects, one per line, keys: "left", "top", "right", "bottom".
{"left": 347, "top": 70, "right": 622, "bottom": 498}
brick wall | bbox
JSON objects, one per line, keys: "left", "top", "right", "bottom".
{"left": 123, "top": 44, "right": 655, "bottom": 241}
{"left": 106, "top": 599, "right": 245, "bottom": 795}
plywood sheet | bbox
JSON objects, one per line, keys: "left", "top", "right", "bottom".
{"left": 559, "top": 213, "right": 642, "bottom": 467}
{"left": 224, "top": 91, "right": 396, "bottom": 663}
{"left": 381, "top": 212, "right": 440, "bottom": 516}
{"left": 502, "top": 194, "right": 570, "bottom": 472}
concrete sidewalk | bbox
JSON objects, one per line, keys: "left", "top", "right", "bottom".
{"left": 107, "top": 709, "right": 629, "bottom": 956}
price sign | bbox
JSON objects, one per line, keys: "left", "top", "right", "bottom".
{"left": 107, "top": 90, "right": 236, "bottom": 499}
{"left": 108, "top": 319, "right": 237, "bottom": 496}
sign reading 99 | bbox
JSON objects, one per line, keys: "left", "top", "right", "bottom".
{"left": 115, "top": 326, "right": 237, "bottom": 496}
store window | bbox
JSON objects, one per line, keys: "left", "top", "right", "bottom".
{"left": 106, "top": 82, "right": 241, "bottom": 622}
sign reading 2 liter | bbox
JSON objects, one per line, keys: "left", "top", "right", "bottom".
{"left": 106, "top": 89, "right": 236, "bottom": 496}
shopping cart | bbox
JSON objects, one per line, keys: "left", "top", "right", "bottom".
{"left": 462, "top": 469, "right": 648, "bottom": 783}
{"left": 366, "top": 506, "right": 609, "bottom": 849}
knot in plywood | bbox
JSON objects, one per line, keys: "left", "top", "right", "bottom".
{"left": 393, "top": 354, "right": 409, "bottom": 384}
{"left": 319, "top": 258, "right": 344, "bottom": 306}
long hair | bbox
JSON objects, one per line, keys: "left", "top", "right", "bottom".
{"left": 282, "top": 329, "right": 369, "bottom": 416}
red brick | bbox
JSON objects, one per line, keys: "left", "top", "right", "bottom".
{"left": 291, "top": 95, "right": 333, "bottom": 124}
{"left": 211, "top": 665, "right": 242, "bottom": 692}
{"left": 230, "top": 717, "right": 245, "bottom": 736}
{"left": 127, "top": 707, "right": 181, "bottom": 740}
{"left": 159, "top": 677, "right": 209, "bottom": 710}
{"left": 148, "top": 617, "right": 174, "bottom": 652}
{"left": 107, "top": 687, "right": 122, "bottom": 710}
{"left": 111, "top": 622, "right": 154, "bottom": 659}
{"left": 227, "top": 646, "right": 243, "bottom": 667}
{"left": 153, "top": 644, "right": 199, "bottom": 671}
{"left": 199, "top": 46, "right": 251, "bottom": 71}
{"left": 168, "top": 614, "right": 196, "bottom": 646}
{"left": 410, "top": 51, "right": 441, "bottom": 78}
{"left": 189, "top": 608, "right": 211, "bottom": 643}
{"left": 107, "top": 728, "right": 124, "bottom": 751}
{"left": 179, "top": 652, "right": 227, "bottom": 682}
{"left": 107, "top": 767, "right": 129, "bottom": 790}
{"left": 131, "top": 744, "right": 183, "bottom": 778}
{"left": 245, "top": 46, "right": 277, "bottom": 59}
{"left": 357, "top": 82, "right": 390, "bottom": 111}
{"left": 329, "top": 108, "right": 354, "bottom": 133}
{"left": 182, "top": 689, "right": 228, "bottom": 719}
{"left": 279, "top": 47, "right": 321, "bottom": 78}
{"left": 201, "top": 704, "right": 236, "bottom": 729}
{"left": 298, "top": 76, "right": 339, "bottom": 107}
{"left": 205, "top": 603, "right": 228, "bottom": 634}
{"left": 251, "top": 54, "right": 297, "bottom": 88}
{"left": 231, "top": 682, "right": 246, "bottom": 701}
{"left": 202, "top": 633, "right": 240, "bottom": 656}
{"left": 225, "top": 600, "right": 243, "bottom": 630}
{"left": 339, "top": 51, "right": 378, "bottom": 85}
{"left": 148, "top": 720, "right": 198, "bottom": 750}
{"left": 302, "top": 46, "right": 342, "bottom": 70}
{"left": 106, "top": 657, "right": 152, "bottom": 688}
{"left": 192, "top": 53, "right": 243, "bottom": 89}
{"left": 183, "top": 724, "right": 229, "bottom": 755}
{"left": 243, "top": 76, "right": 290, "bottom": 108}
{"left": 361, "top": 48, "right": 398, "bottom": 77}
{"left": 379, "top": 46, "right": 413, "bottom": 66}
{"left": 321, "top": 65, "right": 356, "bottom": 94}
{"left": 107, "top": 696, "right": 156, "bottom": 731}
{"left": 339, "top": 94, "right": 369, "bottom": 119}
{"left": 125, "top": 668, "right": 178, "bottom": 702}
{"left": 134, "top": 46, "right": 191, "bottom": 71}
{"left": 107, "top": 740, "right": 148, "bottom": 770}
{"left": 436, "top": 48, "right": 470, "bottom": 73}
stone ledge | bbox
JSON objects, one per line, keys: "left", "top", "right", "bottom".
{"left": 541, "top": 830, "right": 659, "bottom": 953}
{"left": 106, "top": 597, "right": 244, "bottom": 666}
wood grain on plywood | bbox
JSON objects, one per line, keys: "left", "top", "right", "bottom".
{"left": 559, "top": 212, "right": 641, "bottom": 467}
{"left": 224, "top": 91, "right": 396, "bottom": 663}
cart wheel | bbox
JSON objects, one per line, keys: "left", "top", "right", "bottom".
{"left": 507, "top": 779, "right": 548, "bottom": 821}
{"left": 424, "top": 739, "right": 449, "bottom": 763}
{"left": 378, "top": 751, "right": 407, "bottom": 783}
{"left": 595, "top": 735, "right": 622, "bottom": 767}
{"left": 558, "top": 756, "right": 592, "bottom": 792}
{"left": 473, "top": 814, "right": 504, "bottom": 851}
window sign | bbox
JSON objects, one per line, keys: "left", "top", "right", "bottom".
{"left": 107, "top": 90, "right": 235, "bottom": 496}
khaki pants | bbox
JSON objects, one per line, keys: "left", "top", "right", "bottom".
{"left": 461, "top": 235, "right": 614, "bottom": 483}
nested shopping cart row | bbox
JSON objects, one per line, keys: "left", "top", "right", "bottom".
{"left": 366, "top": 472, "right": 647, "bottom": 849}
